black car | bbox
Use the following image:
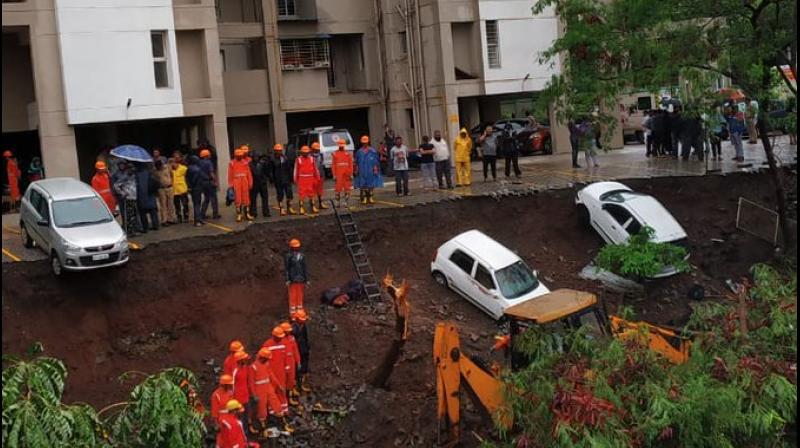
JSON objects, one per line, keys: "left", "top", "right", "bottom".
{"left": 469, "top": 119, "right": 552, "bottom": 159}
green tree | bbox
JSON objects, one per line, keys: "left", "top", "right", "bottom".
{"left": 534, "top": 0, "right": 797, "bottom": 247}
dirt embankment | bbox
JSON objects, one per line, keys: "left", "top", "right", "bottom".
{"left": 1, "top": 171, "right": 787, "bottom": 447}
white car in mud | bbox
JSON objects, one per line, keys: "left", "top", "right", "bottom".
{"left": 431, "top": 230, "right": 550, "bottom": 320}
{"left": 575, "top": 181, "right": 689, "bottom": 277}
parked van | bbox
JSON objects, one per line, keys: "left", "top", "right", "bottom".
{"left": 19, "top": 178, "right": 129, "bottom": 277}
{"left": 430, "top": 230, "right": 550, "bottom": 320}
{"left": 287, "top": 127, "right": 355, "bottom": 177}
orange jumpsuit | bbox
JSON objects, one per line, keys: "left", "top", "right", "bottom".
{"left": 332, "top": 150, "right": 353, "bottom": 192}
{"left": 293, "top": 155, "right": 320, "bottom": 200}
{"left": 228, "top": 159, "right": 253, "bottom": 207}
{"left": 248, "top": 361, "right": 283, "bottom": 420}
{"left": 283, "top": 334, "right": 301, "bottom": 390}
{"left": 6, "top": 158, "right": 21, "bottom": 202}
{"left": 218, "top": 413, "right": 248, "bottom": 448}
{"left": 262, "top": 338, "right": 290, "bottom": 412}
{"left": 232, "top": 365, "right": 251, "bottom": 405}
{"left": 91, "top": 172, "right": 117, "bottom": 212}
{"left": 223, "top": 353, "right": 238, "bottom": 376}
{"left": 210, "top": 386, "right": 234, "bottom": 422}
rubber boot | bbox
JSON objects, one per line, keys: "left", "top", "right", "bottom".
{"left": 289, "top": 389, "right": 300, "bottom": 406}
{"left": 360, "top": 190, "right": 367, "bottom": 205}
{"left": 287, "top": 200, "right": 297, "bottom": 215}
{"left": 282, "top": 416, "right": 295, "bottom": 434}
{"left": 344, "top": 193, "right": 350, "bottom": 208}
{"left": 246, "top": 206, "right": 255, "bottom": 221}
{"left": 279, "top": 204, "right": 287, "bottom": 216}
{"left": 311, "top": 199, "right": 319, "bottom": 214}
{"left": 301, "top": 376, "right": 312, "bottom": 393}
{"left": 235, "top": 206, "right": 243, "bottom": 222}
{"left": 318, "top": 196, "right": 328, "bottom": 209}
{"left": 299, "top": 200, "right": 307, "bottom": 215}
{"left": 368, "top": 190, "right": 376, "bottom": 205}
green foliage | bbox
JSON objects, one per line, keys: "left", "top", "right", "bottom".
{"left": 596, "top": 226, "right": 690, "bottom": 278}
{"left": 494, "top": 264, "right": 797, "bottom": 447}
{"left": 3, "top": 354, "right": 205, "bottom": 448}
{"left": 2, "top": 356, "right": 107, "bottom": 448}
{"left": 107, "top": 367, "right": 205, "bottom": 447}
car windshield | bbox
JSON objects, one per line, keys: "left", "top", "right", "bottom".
{"left": 599, "top": 189, "right": 648, "bottom": 203}
{"left": 321, "top": 131, "right": 352, "bottom": 146}
{"left": 495, "top": 261, "right": 540, "bottom": 299}
{"left": 52, "top": 197, "right": 113, "bottom": 228}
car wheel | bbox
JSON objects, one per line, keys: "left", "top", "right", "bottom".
{"left": 50, "top": 252, "right": 63, "bottom": 277}
{"left": 543, "top": 138, "right": 553, "bottom": 155}
{"left": 20, "top": 223, "right": 34, "bottom": 248}
{"left": 576, "top": 204, "right": 590, "bottom": 228}
{"left": 432, "top": 271, "right": 448, "bottom": 289}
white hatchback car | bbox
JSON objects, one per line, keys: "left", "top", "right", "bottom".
{"left": 575, "top": 181, "right": 689, "bottom": 277}
{"left": 431, "top": 230, "right": 550, "bottom": 320}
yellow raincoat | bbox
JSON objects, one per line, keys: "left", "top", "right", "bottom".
{"left": 454, "top": 128, "right": 473, "bottom": 186}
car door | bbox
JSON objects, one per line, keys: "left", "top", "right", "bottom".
{"left": 447, "top": 248, "right": 478, "bottom": 299}
{"left": 599, "top": 203, "right": 635, "bottom": 244}
{"left": 28, "top": 189, "right": 52, "bottom": 251}
{"left": 472, "top": 263, "right": 504, "bottom": 318}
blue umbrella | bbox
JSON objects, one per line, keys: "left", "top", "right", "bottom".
{"left": 110, "top": 144, "right": 153, "bottom": 163}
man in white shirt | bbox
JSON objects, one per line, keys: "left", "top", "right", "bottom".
{"left": 390, "top": 136, "right": 411, "bottom": 196}
{"left": 431, "top": 130, "right": 453, "bottom": 189}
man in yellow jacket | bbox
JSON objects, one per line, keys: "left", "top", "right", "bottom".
{"left": 454, "top": 128, "right": 473, "bottom": 187}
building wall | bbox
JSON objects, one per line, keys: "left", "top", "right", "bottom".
{"left": 477, "top": 0, "right": 559, "bottom": 96}
{"left": 176, "top": 29, "right": 211, "bottom": 99}
{"left": 2, "top": 30, "right": 37, "bottom": 132}
{"left": 54, "top": 0, "right": 184, "bottom": 124}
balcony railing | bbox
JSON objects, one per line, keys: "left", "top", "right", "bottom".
{"left": 276, "top": 0, "right": 317, "bottom": 21}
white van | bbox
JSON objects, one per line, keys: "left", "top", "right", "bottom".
{"left": 430, "top": 230, "right": 550, "bottom": 320}
{"left": 287, "top": 126, "right": 355, "bottom": 177}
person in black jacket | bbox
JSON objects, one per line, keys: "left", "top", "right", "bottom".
{"left": 500, "top": 123, "right": 521, "bottom": 179}
{"left": 285, "top": 238, "right": 308, "bottom": 314}
{"left": 134, "top": 163, "right": 159, "bottom": 232}
{"left": 268, "top": 144, "right": 296, "bottom": 216}
{"left": 291, "top": 309, "right": 311, "bottom": 393}
{"left": 249, "top": 151, "right": 270, "bottom": 217}
{"left": 186, "top": 155, "right": 209, "bottom": 227}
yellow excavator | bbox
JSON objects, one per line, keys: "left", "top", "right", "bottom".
{"left": 433, "top": 289, "right": 692, "bottom": 445}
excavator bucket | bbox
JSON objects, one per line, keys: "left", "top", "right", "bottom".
{"left": 434, "top": 322, "right": 462, "bottom": 444}
{"left": 610, "top": 315, "right": 691, "bottom": 364}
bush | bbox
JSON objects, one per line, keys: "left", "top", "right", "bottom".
{"left": 596, "top": 226, "right": 690, "bottom": 278}
{"left": 492, "top": 264, "right": 797, "bottom": 447}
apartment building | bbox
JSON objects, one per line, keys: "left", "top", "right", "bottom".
{"left": 2, "top": 0, "right": 567, "bottom": 183}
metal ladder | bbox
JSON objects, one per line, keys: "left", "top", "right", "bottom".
{"left": 331, "top": 200, "right": 383, "bottom": 302}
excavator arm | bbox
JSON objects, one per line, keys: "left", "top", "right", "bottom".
{"left": 609, "top": 315, "right": 692, "bottom": 364}
{"left": 434, "top": 322, "right": 510, "bottom": 446}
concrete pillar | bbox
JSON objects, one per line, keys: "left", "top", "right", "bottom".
{"left": 458, "top": 97, "right": 479, "bottom": 130}
{"left": 205, "top": 114, "right": 230, "bottom": 189}
{"left": 261, "top": 0, "right": 288, "bottom": 145}
{"left": 549, "top": 105, "right": 571, "bottom": 154}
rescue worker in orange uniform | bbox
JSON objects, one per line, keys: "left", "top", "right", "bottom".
{"left": 293, "top": 145, "right": 320, "bottom": 215}
{"left": 91, "top": 161, "right": 117, "bottom": 214}
{"left": 280, "top": 322, "right": 302, "bottom": 405}
{"left": 285, "top": 238, "right": 308, "bottom": 314}
{"left": 310, "top": 142, "right": 328, "bottom": 210}
{"left": 262, "top": 326, "right": 290, "bottom": 414}
{"left": 231, "top": 350, "right": 252, "bottom": 431}
{"left": 218, "top": 400, "right": 258, "bottom": 448}
{"left": 331, "top": 140, "right": 354, "bottom": 207}
{"left": 228, "top": 148, "right": 254, "bottom": 222}
{"left": 4, "top": 150, "right": 21, "bottom": 205}
{"left": 291, "top": 310, "right": 312, "bottom": 393}
{"left": 224, "top": 340, "right": 244, "bottom": 376}
{"left": 248, "top": 347, "right": 293, "bottom": 434}
{"left": 210, "top": 374, "right": 235, "bottom": 423}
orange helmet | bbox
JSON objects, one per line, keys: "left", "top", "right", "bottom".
{"left": 360, "top": 135, "right": 369, "bottom": 144}
{"left": 292, "top": 310, "right": 309, "bottom": 322}
{"left": 233, "top": 350, "right": 250, "bottom": 362}
{"left": 95, "top": 161, "right": 107, "bottom": 170}
{"left": 229, "top": 340, "right": 244, "bottom": 352}
{"left": 289, "top": 238, "right": 301, "bottom": 249}
{"left": 234, "top": 148, "right": 245, "bottom": 158}
{"left": 300, "top": 145, "right": 311, "bottom": 154}
{"left": 280, "top": 322, "right": 293, "bottom": 333}
{"left": 273, "top": 144, "right": 284, "bottom": 152}
{"left": 3, "top": 150, "right": 12, "bottom": 158}
{"left": 199, "top": 149, "right": 211, "bottom": 159}
{"left": 272, "top": 326, "right": 286, "bottom": 338}
{"left": 241, "top": 144, "right": 251, "bottom": 153}
{"left": 311, "top": 142, "right": 321, "bottom": 151}
{"left": 226, "top": 399, "right": 244, "bottom": 412}
{"left": 257, "top": 347, "right": 272, "bottom": 359}
{"left": 219, "top": 374, "right": 234, "bottom": 386}
{"left": 337, "top": 140, "right": 346, "bottom": 148}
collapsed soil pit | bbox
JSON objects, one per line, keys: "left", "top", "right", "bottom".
{"left": 1, "top": 170, "right": 788, "bottom": 447}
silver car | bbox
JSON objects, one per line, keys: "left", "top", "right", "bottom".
{"left": 19, "top": 177, "right": 129, "bottom": 276}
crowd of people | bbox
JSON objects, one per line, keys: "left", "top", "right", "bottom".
{"left": 210, "top": 238, "right": 312, "bottom": 446}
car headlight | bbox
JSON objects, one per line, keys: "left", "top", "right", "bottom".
{"left": 62, "top": 240, "right": 81, "bottom": 252}
{"left": 118, "top": 238, "right": 129, "bottom": 250}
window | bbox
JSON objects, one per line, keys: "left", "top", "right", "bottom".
{"left": 637, "top": 96, "right": 653, "bottom": 111}
{"left": 29, "top": 189, "right": 48, "bottom": 220}
{"left": 151, "top": 31, "right": 169, "bottom": 88}
{"left": 279, "top": 39, "right": 330, "bottom": 70}
{"left": 495, "top": 261, "right": 539, "bottom": 300}
{"left": 52, "top": 197, "right": 113, "bottom": 228}
{"left": 474, "top": 264, "right": 495, "bottom": 290}
{"left": 277, "top": 0, "right": 296, "bottom": 17}
{"left": 406, "top": 109, "right": 414, "bottom": 129}
{"left": 449, "top": 249, "right": 475, "bottom": 275}
{"left": 485, "top": 20, "right": 500, "bottom": 68}
{"left": 603, "top": 204, "right": 633, "bottom": 226}
{"left": 399, "top": 31, "right": 407, "bottom": 56}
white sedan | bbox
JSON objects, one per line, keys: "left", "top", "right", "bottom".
{"left": 575, "top": 181, "right": 689, "bottom": 277}
{"left": 431, "top": 230, "right": 550, "bottom": 320}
